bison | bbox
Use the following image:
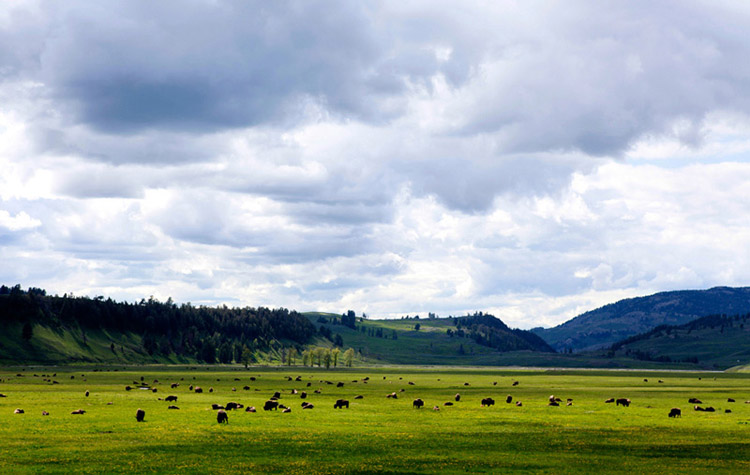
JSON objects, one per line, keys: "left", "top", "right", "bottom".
{"left": 272, "top": 391, "right": 281, "bottom": 399}
{"left": 171, "top": 383, "right": 179, "bottom": 389}
{"left": 165, "top": 395, "right": 178, "bottom": 402}
{"left": 413, "top": 398, "right": 424, "bottom": 409}
{"left": 548, "top": 401, "right": 559, "bottom": 407}
{"left": 616, "top": 398, "right": 631, "bottom": 407}
{"left": 42, "top": 410, "right": 49, "bottom": 416}
{"left": 354, "top": 395, "right": 364, "bottom": 399}
{"left": 604, "top": 398, "right": 615, "bottom": 403}
{"left": 168, "top": 406, "right": 179, "bottom": 410}
{"left": 481, "top": 398, "right": 495, "bottom": 407}
{"left": 300, "top": 391, "right": 307, "bottom": 399}
{"left": 337, "top": 382, "right": 345, "bottom": 388}
{"left": 71, "top": 409, "right": 85, "bottom": 415}
{"left": 455, "top": 393, "right": 461, "bottom": 402}
{"left": 728, "top": 398, "right": 735, "bottom": 403}
{"left": 263, "top": 400, "right": 279, "bottom": 411}
{"left": 211, "top": 404, "right": 224, "bottom": 410}
{"left": 246, "top": 406, "right": 256, "bottom": 413}
{"left": 688, "top": 398, "right": 702, "bottom": 404}
{"left": 444, "top": 402, "right": 454, "bottom": 406}
{"left": 302, "top": 402, "right": 314, "bottom": 409}
{"left": 282, "top": 408, "right": 291, "bottom": 413}
{"left": 225, "top": 402, "right": 242, "bottom": 411}
{"left": 85, "top": 390, "right": 89, "bottom": 397}
{"left": 135, "top": 409, "right": 145, "bottom": 422}
{"left": 334, "top": 399, "right": 350, "bottom": 409}
{"left": 515, "top": 401, "right": 523, "bottom": 407}
{"left": 217, "top": 410, "right": 228, "bottom": 424}
{"left": 668, "top": 408, "right": 681, "bottom": 418}
{"left": 512, "top": 381, "right": 519, "bottom": 386}
{"left": 194, "top": 387, "right": 203, "bottom": 393}
{"left": 386, "top": 392, "right": 398, "bottom": 399}
{"left": 14, "top": 408, "right": 24, "bottom": 414}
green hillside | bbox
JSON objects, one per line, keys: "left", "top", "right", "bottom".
{"left": 533, "top": 286, "right": 750, "bottom": 352}
{"left": 602, "top": 313, "right": 750, "bottom": 369}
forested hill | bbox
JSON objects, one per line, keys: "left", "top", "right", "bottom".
{"left": 604, "top": 313, "right": 750, "bottom": 369}
{"left": 533, "top": 286, "right": 750, "bottom": 352}
{"left": 0, "top": 285, "right": 316, "bottom": 364}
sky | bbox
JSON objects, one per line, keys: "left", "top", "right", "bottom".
{"left": 3, "top": 1, "right": 750, "bottom": 329}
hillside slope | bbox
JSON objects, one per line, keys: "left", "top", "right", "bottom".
{"left": 533, "top": 287, "right": 750, "bottom": 352}
{"left": 604, "top": 313, "right": 750, "bottom": 369}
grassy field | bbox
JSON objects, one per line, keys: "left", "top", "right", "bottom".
{"left": 1, "top": 365, "right": 749, "bottom": 474}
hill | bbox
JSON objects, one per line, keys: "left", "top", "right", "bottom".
{"left": 532, "top": 286, "right": 750, "bottom": 352}
{"left": 602, "top": 313, "right": 750, "bottom": 369}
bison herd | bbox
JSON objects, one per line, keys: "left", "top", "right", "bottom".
{"left": 4, "top": 372, "right": 745, "bottom": 426}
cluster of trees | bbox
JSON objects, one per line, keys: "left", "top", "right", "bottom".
{"left": 360, "top": 325, "right": 397, "bottom": 340}
{"left": 0, "top": 285, "right": 317, "bottom": 364}
{"left": 300, "top": 347, "right": 355, "bottom": 368}
{"left": 445, "top": 312, "right": 555, "bottom": 353}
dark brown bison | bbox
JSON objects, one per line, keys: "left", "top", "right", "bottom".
{"left": 168, "top": 406, "right": 179, "bottom": 410}
{"left": 668, "top": 408, "right": 681, "bottom": 418}
{"left": 688, "top": 398, "right": 702, "bottom": 404}
{"left": 194, "top": 387, "right": 203, "bottom": 393}
{"left": 354, "top": 395, "right": 363, "bottom": 399}
{"left": 464, "top": 382, "right": 470, "bottom": 386}
{"left": 314, "top": 389, "right": 321, "bottom": 394}
{"left": 455, "top": 393, "right": 461, "bottom": 402}
{"left": 291, "top": 389, "right": 298, "bottom": 394}
{"left": 616, "top": 398, "right": 631, "bottom": 407}
{"left": 604, "top": 398, "right": 615, "bottom": 403}
{"left": 209, "top": 388, "right": 214, "bottom": 393}
{"left": 506, "top": 395, "right": 513, "bottom": 404}
{"left": 549, "top": 395, "right": 562, "bottom": 403}
{"left": 334, "top": 399, "right": 350, "bottom": 409}
{"left": 263, "top": 400, "right": 279, "bottom": 411}
{"left": 246, "top": 406, "right": 256, "bottom": 413}
{"left": 725, "top": 409, "right": 732, "bottom": 413}
{"left": 14, "top": 408, "right": 24, "bottom": 414}
{"left": 512, "top": 381, "right": 519, "bottom": 386}
{"left": 211, "top": 404, "right": 224, "bottom": 410}
{"left": 548, "top": 401, "right": 559, "bottom": 407}
{"left": 515, "top": 401, "right": 523, "bottom": 407}
{"left": 135, "top": 409, "right": 145, "bottom": 422}
{"left": 282, "top": 408, "right": 291, "bottom": 413}
{"left": 225, "top": 402, "right": 242, "bottom": 411}
{"left": 386, "top": 392, "right": 398, "bottom": 399}
{"left": 444, "top": 401, "right": 454, "bottom": 406}
{"left": 42, "top": 410, "right": 49, "bottom": 416}
{"left": 432, "top": 406, "right": 440, "bottom": 411}
{"left": 337, "top": 382, "right": 344, "bottom": 388}
{"left": 481, "top": 398, "right": 495, "bottom": 407}
{"left": 302, "top": 402, "right": 314, "bottom": 409}
{"left": 243, "top": 386, "right": 250, "bottom": 391}
{"left": 705, "top": 407, "right": 715, "bottom": 412}
{"left": 71, "top": 409, "right": 85, "bottom": 415}
{"left": 408, "top": 381, "right": 415, "bottom": 385}
{"left": 217, "top": 410, "right": 228, "bottom": 424}
{"left": 165, "top": 395, "right": 178, "bottom": 402}
{"left": 413, "top": 398, "right": 424, "bottom": 409}
{"left": 300, "top": 391, "right": 307, "bottom": 399}
{"left": 171, "top": 383, "right": 179, "bottom": 389}
{"left": 272, "top": 391, "right": 281, "bottom": 399}
{"left": 85, "top": 390, "right": 89, "bottom": 397}
{"left": 728, "top": 398, "right": 735, "bottom": 403}
{"left": 125, "top": 386, "right": 133, "bottom": 391}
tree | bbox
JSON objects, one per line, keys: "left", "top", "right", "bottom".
{"left": 21, "top": 322, "right": 33, "bottom": 341}
{"left": 414, "top": 323, "right": 421, "bottom": 331}
{"left": 287, "top": 347, "right": 297, "bottom": 366}
{"left": 200, "top": 339, "right": 216, "bottom": 363}
{"left": 331, "top": 348, "right": 340, "bottom": 367}
{"left": 343, "top": 348, "right": 355, "bottom": 367}
{"left": 323, "top": 349, "right": 332, "bottom": 369}
{"left": 334, "top": 333, "right": 344, "bottom": 347}
{"left": 241, "top": 346, "right": 254, "bottom": 369}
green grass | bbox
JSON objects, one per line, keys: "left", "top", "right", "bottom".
{"left": 1, "top": 365, "right": 750, "bottom": 473}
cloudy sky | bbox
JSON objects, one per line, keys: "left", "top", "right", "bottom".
{"left": 3, "top": 1, "right": 750, "bottom": 328}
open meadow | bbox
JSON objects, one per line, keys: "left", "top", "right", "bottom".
{"left": 1, "top": 366, "right": 749, "bottom": 474}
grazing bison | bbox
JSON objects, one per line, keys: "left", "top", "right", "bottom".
{"left": 42, "top": 411, "right": 49, "bottom": 416}
{"left": 512, "top": 381, "right": 519, "bottom": 386}
{"left": 0, "top": 393, "right": 6, "bottom": 397}
{"left": 14, "top": 408, "right": 24, "bottom": 414}
{"left": 728, "top": 398, "right": 735, "bottom": 403}
{"left": 616, "top": 398, "right": 631, "bottom": 407}
{"left": 217, "top": 410, "right": 228, "bottom": 424}
{"left": 643, "top": 379, "right": 648, "bottom": 382}
{"left": 243, "top": 386, "right": 250, "bottom": 391}
{"left": 444, "top": 402, "right": 454, "bottom": 406}
{"left": 386, "top": 392, "right": 398, "bottom": 399}
{"left": 272, "top": 391, "right": 281, "bottom": 399}
{"left": 314, "top": 389, "right": 322, "bottom": 394}
{"left": 125, "top": 386, "right": 133, "bottom": 391}
{"left": 171, "top": 383, "right": 179, "bottom": 389}
{"left": 209, "top": 388, "right": 214, "bottom": 393}
{"left": 506, "top": 395, "right": 513, "bottom": 404}
{"left": 408, "top": 382, "right": 415, "bottom": 386}
{"left": 165, "top": 395, "right": 178, "bottom": 402}
{"left": 300, "top": 391, "right": 307, "bottom": 399}
{"left": 337, "top": 382, "right": 344, "bottom": 388}
{"left": 481, "top": 398, "right": 495, "bottom": 407}
{"left": 135, "top": 409, "right": 145, "bottom": 422}
{"left": 705, "top": 407, "right": 716, "bottom": 412}
{"left": 354, "top": 395, "right": 363, "bottom": 399}
{"left": 194, "top": 387, "right": 203, "bottom": 393}
{"left": 168, "top": 406, "right": 179, "bottom": 410}
{"left": 668, "top": 408, "right": 681, "bottom": 418}
{"left": 334, "top": 399, "right": 350, "bottom": 409}
{"left": 548, "top": 401, "right": 559, "bottom": 407}
{"left": 71, "top": 409, "right": 86, "bottom": 415}
{"left": 212, "top": 404, "right": 224, "bottom": 410}
{"left": 246, "top": 406, "right": 256, "bottom": 413}
{"left": 455, "top": 393, "right": 461, "bottom": 402}
{"left": 225, "top": 402, "right": 242, "bottom": 411}
{"left": 464, "top": 382, "right": 470, "bottom": 386}
{"left": 302, "top": 402, "right": 314, "bottom": 409}
{"left": 516, "top": 401, "right": 523, "bottom": 407}
{"left": 725, "top": 409, "right": 732, "bottom": 413}
{"left": 413, "top": 398, "right": 425, "bottom": 409}
{"left": 688, "top": 398, "right": 702, "bottom": 404}
{"left": 264, "top": 400, "right": 279, "bottom": 411}
{"left": 604, "top": 398, "right": 615, "bottom": 403}
{"left": 85, "top": 390, "right": 89, "bottom": 397}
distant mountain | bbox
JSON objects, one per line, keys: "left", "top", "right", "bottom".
{"left": 532, "top": 287, "right": 750, "bottom": 352}
{"left": 604, "top": 313, "right": 750, "bottom": 369}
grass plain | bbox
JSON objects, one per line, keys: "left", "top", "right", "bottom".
{"left": 1, "top": 365, "right": 749, "bottom": 474}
